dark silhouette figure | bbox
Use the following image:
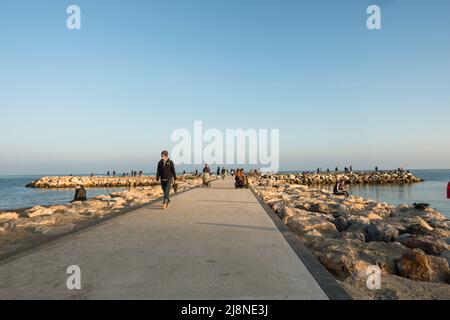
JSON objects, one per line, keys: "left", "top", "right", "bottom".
{"left": 333, "top": 181, "right": 349, "bottom": 197}
{"left": 71, "top": 186, "right": 87, "bottom": 202}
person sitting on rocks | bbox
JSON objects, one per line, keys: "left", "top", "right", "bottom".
{"left": 333, "top": 180, "right": 349, "bottom": 197}
{"left": 71, "top": 186, "right": 87, "bottom": 202}
{"left": 235, "top": 169, "right": 249, "bottom": 188}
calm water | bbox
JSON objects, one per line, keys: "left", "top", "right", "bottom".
{"left": 348, "top": 170, "right": 450, "bottom": 218}
{"left": 0, "top": 170, "right": 449, "bottom": 217}
{"left": 0, "top": 176, "right": 127, "bottom": 211}
{"left": 308, "top": 169, "right": 450, "bottom": 218}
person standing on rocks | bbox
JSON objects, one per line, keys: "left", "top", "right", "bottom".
{"left": 156, "top": 150, "right": 177, "bottom": 209}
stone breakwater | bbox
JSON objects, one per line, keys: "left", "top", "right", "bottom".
{"left": 263, "top": 171, "right": 422, "bottom": 185}
{"left": 251, "top": 177, "right": 450, "bottom": 300}
{"left": 26, "top": 176, "right": 160, "bottom": 188}
{"left": 0, "top": 176, "right": 203, "bottom": 260}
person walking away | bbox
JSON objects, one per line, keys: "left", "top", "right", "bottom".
{"left": 221, "top": 167, "right": 226, "bottom": 180}
{"left": 156, "top": 150, "right": 177, "bottom": 209}
{"left": 202, "top": 164, "right": 211, "bottom": 186}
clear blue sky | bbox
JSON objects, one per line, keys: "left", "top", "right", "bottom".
{"left": 1, "top": 0, "right": 450, "bottom": 174}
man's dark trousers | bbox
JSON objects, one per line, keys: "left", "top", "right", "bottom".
{"left": 161, "top": 179, "right": 172, "bottom": 204}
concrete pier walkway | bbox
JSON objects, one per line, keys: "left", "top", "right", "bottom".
{"left": 0, "top": 178, "right": 337, "bottom": 300}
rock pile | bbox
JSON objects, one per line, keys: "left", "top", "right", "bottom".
{"left": 262, "top": 171, "right": 422, "bottom": 185}
{"left": 251, "top": 176, "right": 450, "bottom": 299}
{"left": 26, "top": 175, "right": 166, "bottom": 188}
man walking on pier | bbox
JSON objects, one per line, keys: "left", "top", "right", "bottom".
{"left": 156, "top": 150, "right": 177, "bottom": 209}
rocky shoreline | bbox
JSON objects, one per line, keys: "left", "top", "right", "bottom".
{"left": 25, "top": 171, "right": 422, "bottom": 189}
{"left": 0, "top": 176, "right": 203, "bottom": 260}
{"left": 250, "top": 176, "right": 450, "bottom": 300}
{"left": 26, "top": 175, "right": 159, "bottom": 188}
{"left": 263, "top": 171, "right": 423, "bottom": 185}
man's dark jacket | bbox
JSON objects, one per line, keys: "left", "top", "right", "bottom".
{"left": 156, "top": 159, "right": 176, "bottom": 181}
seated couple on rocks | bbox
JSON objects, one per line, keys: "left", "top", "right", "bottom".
{"left": 235, "top": 168, "right": 249, "bottom": 189}
{"left": 333, "top": 180, "right": 349, "bottom": 197}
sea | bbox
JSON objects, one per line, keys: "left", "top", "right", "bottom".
{"left": 0, "top": 170, "right": 449, "bottom": 217}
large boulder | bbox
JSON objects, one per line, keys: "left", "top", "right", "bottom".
{"left": 402, "top": 224, "right": 435, "bottom": 236}
{"left": 308, "top": 238, "right": 409, "bottom": 279}
{"left": 333, "top": 216, "right": 350, "bottom": 232}
{"left": 388, "top": 215, "right": 434, "bottom": 232}
{"left": 270, "top": 201, "right": 285, "bottom": 216}
{"left": 293, "top": 201, "right": 312, "bottom": 211}
{"left": 283, "top": 209, "right": 338, "bottom": 237}
{"left": 397, "top": 249, "right": 430, "bottom": 281}
{"left": 398, "top": 234, "right": 449, "bottom": 256}
{"left": 309, "top": 202, "right": 339, "bottom": 215}
{"left": 0, "top": 212, "right": 19, "bottom": 223}
{"left": 281, "top": 207, "right": 300, "bottom": 220}
{"left": 366, "top": 212, "right": 383, "bottom": 221}
{"left": 25, "top": 206, "right": 54, "bottom": 218}
{"left": 393, "top": 205, "right": 447, "bottom": 222}
{"left": 398, "top": 249, "right": 450, "bottom": 283}
{"left": 427, "top": 255, "right": 450, "bottom": 283}
{"left": 441, "top": 251, "right": 450, "bottom": 265}
{"left": 345, "top": 215, "right": 371, "bottom": 234}
{"left": 35, "top": 224, "right": 75, "bottom": 236}
{"left": 367, "top": 222, "right": 399, "bottom": 242}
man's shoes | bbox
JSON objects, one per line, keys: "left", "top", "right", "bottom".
{"left": 162, "top": 202, "right": 167, "bottom": 209}
{"left": 166, "top": 201, "right": 170, "bottom": 208}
